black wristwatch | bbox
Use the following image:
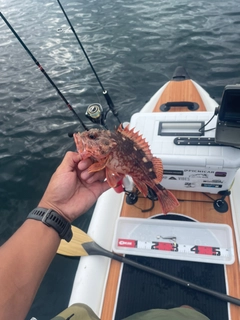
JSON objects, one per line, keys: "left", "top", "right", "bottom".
{"left": 27, "top": 207, "right": 73, "bottom": 242}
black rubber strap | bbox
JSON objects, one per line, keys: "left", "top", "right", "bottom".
{"left": 27, "top": 207, "right": 72, "bottom": 242}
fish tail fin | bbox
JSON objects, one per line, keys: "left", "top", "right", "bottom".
{"left": 155, "top": 184, "right": 179, "bottom": 214}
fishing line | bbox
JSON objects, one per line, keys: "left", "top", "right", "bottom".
{"left": 0, "top": 11, "right": 89, "bottom": 131}
{"left": 56, "top": 0, "right": 122, "bottom": 125}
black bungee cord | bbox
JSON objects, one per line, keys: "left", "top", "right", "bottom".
{"left": 56, "top": 0, "right": 122, "bottom": 126}
{"left": 0, "top": 11, "right": 89, "bottom": 132}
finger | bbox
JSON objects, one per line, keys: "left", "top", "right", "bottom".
{"left": 78, "top": 158, "right": 93, "bottom": 171}
{"left": 57, "top": 151, "right": 82, "bottom": 173}
{"left": 81, "top": 169, "right": 106, "bottom": 183}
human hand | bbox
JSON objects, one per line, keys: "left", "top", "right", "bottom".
{"left": 38, "top": 151, "right": 110, "bottom": 222}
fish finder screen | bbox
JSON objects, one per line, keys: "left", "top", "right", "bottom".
{"left": 220, "top": 90, "right": 240, "bottom": 122}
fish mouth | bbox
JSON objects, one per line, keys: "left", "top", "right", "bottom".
{"left": 73, "top": 132, "right": 85, "bottom": 154}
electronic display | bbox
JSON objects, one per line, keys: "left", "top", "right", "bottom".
{"left": 219, "top": 85, "right": 240, "bottom": 122}
{"left": 215, "top": 84, "right": 240, "bottom": 147}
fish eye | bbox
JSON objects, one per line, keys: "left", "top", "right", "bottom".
{"left": 88, "top": 132, "right": 97, "bottom": 139}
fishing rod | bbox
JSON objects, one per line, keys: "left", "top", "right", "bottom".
{"left": 0, "top": 11, "right": 89, "bottom": 131}
{"left": 56, "top": 0, "right": 122, "bottom": 126}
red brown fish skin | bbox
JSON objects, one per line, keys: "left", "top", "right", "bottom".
{"left": 73, "top": 126, "right": 179, "bottom": 213}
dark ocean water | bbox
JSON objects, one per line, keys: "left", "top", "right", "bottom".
{"left": 0, "top": 0, "right": 240, "bottom": 318}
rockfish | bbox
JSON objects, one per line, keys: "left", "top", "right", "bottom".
{"left": 73, "top": 125, "right": 179, "bottom": 214}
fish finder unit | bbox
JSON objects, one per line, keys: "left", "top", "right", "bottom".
{"left": 215, "top": 84, "right": 240, "bottom": 147}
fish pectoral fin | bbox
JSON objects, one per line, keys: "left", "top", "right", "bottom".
{"left": 106, "top": 168, "right": 124, "bottom": 188}
{"left": 133, "top": 178, "right": 148, "bottom": 197}
{"left": 88, "top": 158, "right": 109, "bottom": 172}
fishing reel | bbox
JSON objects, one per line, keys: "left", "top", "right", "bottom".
{"left": 85, "top": 96, "right": 122, "bottom": 130}
{"left": 85, "top": 103, "right": 105, "bottom": 127}
{"left": 85, "top": 102, "right": 118, "bottom": 130}
{"left": 68, "top": 102, "right": 115, "bottom": 136}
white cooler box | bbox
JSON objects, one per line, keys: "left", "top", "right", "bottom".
{"left": 130, "top": 112, "right": 240, "bottom": 194}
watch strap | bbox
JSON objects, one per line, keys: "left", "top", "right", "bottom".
{"left": 27, "top": 207, "right": 72, "bottom": 242}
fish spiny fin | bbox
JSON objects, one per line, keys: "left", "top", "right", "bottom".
{"left": 152, "top": 157, "right": 163, "bottom": 183}
{"left": 88, "top": 157, "right": 109, "bottom": 173}
{"left": 117, "top": 125, "right": 152, "bottom": 160}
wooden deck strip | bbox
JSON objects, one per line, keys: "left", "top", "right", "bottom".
{"left": 101, "top": 259, "right": 122, "bottom": 320}
{"left": 153, "top": 80, "right": 206, "bottom": 112}
{"left": 101, "top": 79, "right": 240, "bottom": 319}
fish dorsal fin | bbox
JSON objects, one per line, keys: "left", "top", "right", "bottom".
{"left": 117, "top": 125, "right": 152, "bottom": 160}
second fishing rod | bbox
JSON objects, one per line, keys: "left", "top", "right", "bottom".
{"left": 56, "top": 0, "right": 122, "bottom": 127}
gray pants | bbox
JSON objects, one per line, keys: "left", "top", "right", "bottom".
{"left": 51, "top": 304, "right": 100, "bottom": 320}
{"left": 51, "top": 304, "right": 210, "bottom": 320}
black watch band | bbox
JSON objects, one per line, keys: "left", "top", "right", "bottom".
{"left": 27, "top": 207, "right": 72, "bottom": 242}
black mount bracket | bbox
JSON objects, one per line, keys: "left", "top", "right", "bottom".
{"left": 213, "top": 190, "right": 231, "bottom": 213}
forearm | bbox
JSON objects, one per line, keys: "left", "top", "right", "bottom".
{"left": 0, "top": 219, "right": 60, "bottom": 320}
{"left": 0, "top": 152, "right": 108, "bottom": 319}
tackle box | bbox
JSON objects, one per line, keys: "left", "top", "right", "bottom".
{"left": 130, "top": 112, "right": 240, "bottom": 194}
